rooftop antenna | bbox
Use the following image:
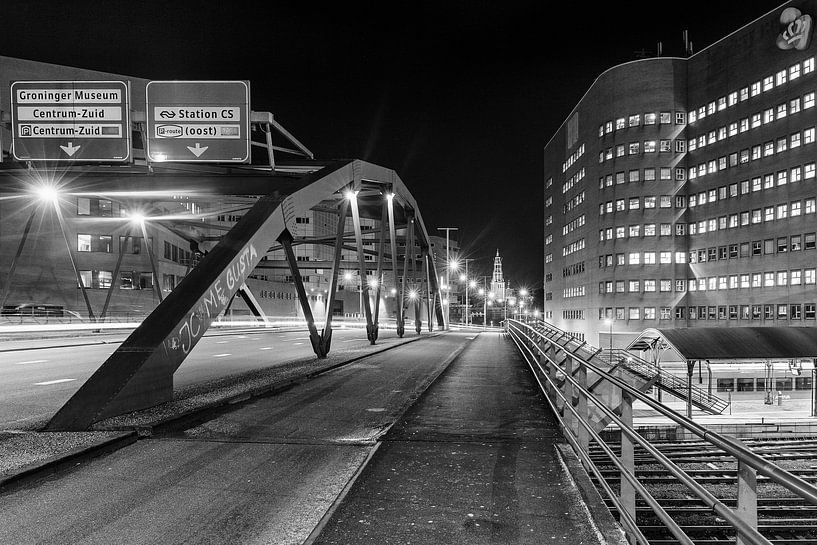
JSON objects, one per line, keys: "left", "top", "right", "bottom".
{"left": 657, "top": 41, "right": 663, "bottom": 57}
{"left": 683, "top": 30, "right": 693, "bottom": 56}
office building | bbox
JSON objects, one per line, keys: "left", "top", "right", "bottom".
{"left": 543, "top": 1, "right": 817, "bottom": 346}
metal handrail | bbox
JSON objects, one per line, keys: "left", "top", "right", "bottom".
{"left": 506, "top": 319, "right": 817, "bottom": 545}
{"left": 606, "top": 348, "right": 729, "bottom": 414}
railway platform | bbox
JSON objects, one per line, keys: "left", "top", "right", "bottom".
{"left": 310, "top": 331, "right": 620, "bottom": 545}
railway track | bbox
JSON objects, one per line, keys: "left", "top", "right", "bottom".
{"left": 587, "top": 437, "right": 817, "bottom": 544}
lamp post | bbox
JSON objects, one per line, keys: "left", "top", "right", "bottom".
{"left": 437, "top": 227, "right": 458, "bottom": 331}
{"left": 462, "top": 258, "right": 473, "bottom": 326}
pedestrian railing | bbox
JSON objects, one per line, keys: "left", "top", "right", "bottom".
{"left": 505, "top": 318, "right": 817, "bottom": 545}
{"left": 602, "top": 348, "right": 730, "bottom": 415}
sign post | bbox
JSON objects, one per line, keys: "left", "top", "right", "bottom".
{"left": 11, "top": 80, "right": 130, "bottom": 162}
{"left": 146, "top": 80, "right": 250, "bottom": 163}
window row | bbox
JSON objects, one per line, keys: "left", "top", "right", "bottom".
{"left": 562, "top": 143, "right": 585, "bottom": 173}
{"left": 598, "top": 111, "right": 686, "bottom": 137}
{"left": 562, "top": 238, "right": 585, "bottom": 257}
{"left": 688, "top": 91, "right": 814, "bottom": 151}
{"left": 77, "top": 234, "right": 152, "bottom": 254}
{"left": 78, "top": 270, "right": 154, "bottom": 290}
{"left": 599, "top": 194, "right": 687, "bottom": 216}
{"left": 562, "top": 167, "right": 585, "bottom": 194}
{"left": 599, "top": 223, "right": 687, "bottom": 241}
{"left": 688, "top": 57, "right": 815, "bottom": 124}
{"left": 688, "top": 127, "right": 815, "bottom": 180}
{"left": 599, "top": 302, "right": 817, "bottom": 322}
{"left": 562, "top": 309, "right": 585, "bottom": 320}
{"left": 716, "top": 377, "right": 812, "bottom": 393}
{"left": 688, "top": 162, "right": 817, "bottom": 208}
{"left": 599, "top": 167, "right": 681, "bottom": 188}
{"left": 563, "top": 286, "right": 586, "bottom": 298}
{"left": 690, "top": 233, "right": 817, "bottom": 263}
{"left": 562, "top": 214, "right": 585, "bottom": 235}
{"left": 599, "top": 139, "right": 687, "bottom": 163}
{"left": 599, "top": 268, "right": 817, "bottom": 295}
{"left": 688, "top": 197, "right": 817, "bottom": 235}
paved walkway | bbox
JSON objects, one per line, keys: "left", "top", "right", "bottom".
{"left": 312, "top": 331, "right": 605, "bottom": 545}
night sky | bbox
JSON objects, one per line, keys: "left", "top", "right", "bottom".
{"left": 0, "top": 0, "right": 786, "bottom": 293}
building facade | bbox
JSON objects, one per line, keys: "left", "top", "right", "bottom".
{"left": 544, "top": 1, "right": 817, "bottom": 346}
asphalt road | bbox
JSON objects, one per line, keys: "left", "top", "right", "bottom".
{"left": 0, "top": 327, "right": 400, "bottom": 429}
{"left": 0, "top": 332, "right": 473, "bottom": 545}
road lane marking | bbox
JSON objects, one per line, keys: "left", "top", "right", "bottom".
{"left": 213, "top": 353, "right": 231, "bottom": 357}
{"left": 216, "top": 340, "right": 228, "bottom": 344}
{"left": 15, "top": 359, "right": 49, "bottom": 365}
{"left": 293, "top": 342, "right": 304, "bottom": 346}
{"left": 341, "top": 339, "right": 357, "bottom": 343}
{"left": 34, "top": 379, "right": 76, "bottom": 385}
{"left": 260, "top": 347, "right": 272, "bottom": 350}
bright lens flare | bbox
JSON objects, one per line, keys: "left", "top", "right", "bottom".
{"left": 34, "top": 185, "right": 60, "bottom": 205}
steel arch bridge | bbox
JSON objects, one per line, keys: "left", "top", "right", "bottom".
{"left": 0, "top": 158, "right": 444, "bottom": 430}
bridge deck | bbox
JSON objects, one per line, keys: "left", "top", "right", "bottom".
{"left": 312, "top": 331, "right": 605, "bottom": 545}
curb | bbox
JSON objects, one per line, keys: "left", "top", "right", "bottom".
{"left": 0, "top": 431, "right": 138, "bottom": 493}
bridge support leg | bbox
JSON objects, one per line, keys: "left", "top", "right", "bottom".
{"left": 349, "top": 190, "right": 376, "bottom": 344}
{"left": 55, "top": 203, "right": 96, "bottom": 321}
{"left": 619, "top": 390, "right": 636, "bottom": 543}
{"left": 736, "top": 454, "right": 758, "bottom": 545}
{"left": 237, "top": 283, "right": 268, "bottom": 324}
{"left": 0, "top": 208, "right": 36, "bottom": 310}
{"left": 370, "top": 199, "right": 388, "bottom": 341}
{"left": 319, "top": 198, "right": 350, "bottom": 356}
{"left": 139, "top": 219, "right": 164, "bottom": 303}
{"left": 280, "top": 229, "right": 324, "bottom": 358}
{"left": 423, "top": 250, "right": 434, "bottom": 332}
{"left": 387, "top": 194, "right": 404, "bottom": 337}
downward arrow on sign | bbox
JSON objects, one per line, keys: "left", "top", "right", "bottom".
{"left": 60, "top": 142, "right": 81, "bottom": 156}
{"left": 187, "top": 143, "right": 209, "bottom": 157}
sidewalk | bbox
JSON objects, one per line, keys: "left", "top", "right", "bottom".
{"left": 311, "top": 331, "right": 621, "bottom": 545}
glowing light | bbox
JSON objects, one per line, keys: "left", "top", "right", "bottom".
{"left": 390, "top": 288, "right": 397, "bottom": 295}
{"left": 344, "top": 271, "right": 353, "bottom": 281}
{"left": 408, "top": 290, "right": 418, "bottom": 300}
{"left": 153, "top": 153, "right": 168, "bottom": 162}
{"left": 129, "top": 212, "right": 146, "bottom": 226}
{"left": 442, "top": 298, "right": 448, "bottom": 306}
{"left": 519, "top": 288, "right": 529, "bottom": 297}
{"left": 459, "top": 274, "right": 466, "bottom": 282}
{"left": 386, "top": 193, "right": 394, "bottom": 201}
{"left": 449, "top": 259, "right": 460, "bottom": 271}
{"left": 469, "top": 280, "right": 477, "bottom": 288}
{"left": 368, "top": 278, "right": 379, "bottom": 288}
{"left": 34, "top": 184, "right": 60, "bottom": 205}
{"left": 478, "top": 288, "right": 485, "bottom": 295}
{"left": 344, "top": 190, "right": 357, "bottom": 201}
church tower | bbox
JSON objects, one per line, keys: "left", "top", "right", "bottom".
{"left": 490, "top": 249, "right": 506, "bottom": 299}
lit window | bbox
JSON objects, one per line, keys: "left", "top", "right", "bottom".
{"left": 805, "top": 92, "right": 815, "bottom": 109}
{"left": 763, "top": 75, "right": 774, "bottom": 91}
{"left": 644, "top": 140, "right": 656, "bottom": 153}
{"left": 660, "top": 251, "right": 671, "bottom": 264}
{"left": 805, "top": 57, "right": 815, "bottom": 74}
{"left": 791, "top": 63, "right": 801, "bottom": 80}
{"left": 644, "top": 280, "right": 656, "bottom": 292}
{"left": 629, "top": 114, "right": 640, "bottom": 127}
{"left": 792, "top": 132, "right": 802, "bottom": 148}
{"left": 644, "top": 252, "right": 655, "bottom": 264}
{"left": 629, "top": 253, "right": 640, "bottom": 265}
{"left": 616, "top": 118, "right": 626, "bottom": 130}
{"left": 791, "top": 97, "right": 801, "bottom": 114}
{"left": 675, "top": 112, "right": 686, "bottom": 124}
{"left": 629, "top": 142, "right": 640, "bottom": 154}
{"left": 644, "top": 113, "right": 656, "bottom": 125}
{"left": 805, "top": 127, "right": 816, "bottom": 144}
{"left": 644, "top": 196, "right": 656, "bottom": 208}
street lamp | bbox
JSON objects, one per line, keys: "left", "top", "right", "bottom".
{"left": 437, "top": 227, "right": 458, "bottom": 330}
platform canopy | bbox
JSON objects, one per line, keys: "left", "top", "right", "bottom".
{"left": 627, "top": 327, "right": 817, "bottom": 360}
